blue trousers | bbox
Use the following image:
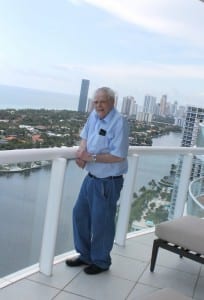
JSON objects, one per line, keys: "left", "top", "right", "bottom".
{"left": 73, "top": 174, "right": 124, "bottom": 269}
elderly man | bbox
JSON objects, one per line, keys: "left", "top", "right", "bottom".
{"left": 66, "top": 87, "right": 129, "bottom": 274}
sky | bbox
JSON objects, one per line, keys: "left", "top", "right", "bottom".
{"left": 0, "top": 0, "right": 204, "bottom": 109}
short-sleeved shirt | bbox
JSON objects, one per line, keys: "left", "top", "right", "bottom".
{"left": 80, "top": 108, "right": 129, "bottom": 178}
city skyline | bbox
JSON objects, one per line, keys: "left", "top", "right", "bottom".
{"left": 0, "top": 0, "right": 204, "bottom": 109}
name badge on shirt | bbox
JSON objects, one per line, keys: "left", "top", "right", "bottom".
{"left": 99, "top": 128, "right": 106, "bottom": 136}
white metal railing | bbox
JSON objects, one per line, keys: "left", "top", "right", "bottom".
{"left": 1, "top": 146, "right": 204, "bottom": 277}
{"left": 1, "top": 145, "right": 204, "bottom": 165}
{"left": 189, "top": 177, "right": 204, "bottom": 210}
{"left": 0, "top": 147, "right": 76, "bottom": 164}
{"left": 39, "top": 158, "right": 67, "bottom": 275}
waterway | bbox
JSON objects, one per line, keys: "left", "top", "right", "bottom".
{"left": 135, "top": 131, "right": 181, "bottom": 192}
{"left": 152, "top": 131, "right": 182, "bottom": 147}
{"left": 0, "top": 131, "right": 182, "bottom": 277}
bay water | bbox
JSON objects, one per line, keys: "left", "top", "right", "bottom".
{"left": 135, "top": 132, "right": 181, "bottom": 192}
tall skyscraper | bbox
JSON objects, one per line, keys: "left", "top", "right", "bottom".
{"left": 159, "top": 95, "right": 167, "bottom": 116}
{"left": 143, "top": 95, "right": 156, "bottom": 114}
{"left": 169, "top": 106, "right": 204, "bottom": 219}
{"left": 78, "top": 79, "right": 90, "bottom": 112}
{"left": 121, "top": 96, "right": 136, "bottom": 116}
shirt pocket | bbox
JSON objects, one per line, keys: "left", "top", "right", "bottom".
{"left": 94, "top": 135, "right": 109, "bottom": 152}
{"left": 88, "top": 131, "right": 113, "bottom": 153}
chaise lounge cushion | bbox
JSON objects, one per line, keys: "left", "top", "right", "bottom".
{"left": 140, "top": 288, "right": 191, "bottom": 300}
{"left": 155, "top": 215, "right": 204, "bottom": 255}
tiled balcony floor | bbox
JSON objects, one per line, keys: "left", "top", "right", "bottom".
{"left": 0, "top": 232, "right": 203, "bottom": 299}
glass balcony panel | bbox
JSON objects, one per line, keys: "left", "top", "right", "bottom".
{"left": 55, "top": 160, "right": 87, "bottom": 255}
{"left": 187, "top": 177, "right": 204, "bottom": 218}
{"left": 0, "top": 160, "right": 51, "bottom": 277}
{"left": 127, "top": 153, "right": 180, "bottom": 233}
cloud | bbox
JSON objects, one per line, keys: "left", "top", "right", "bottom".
{"left": 76, "top": 0, "right": 204, "bottom": 46}
{"left": 56, "top": 61, "right": 204, "bottom": 81}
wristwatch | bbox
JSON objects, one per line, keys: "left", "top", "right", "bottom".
{"left": 92, "top": 154, "right": 97, "bottom": 162}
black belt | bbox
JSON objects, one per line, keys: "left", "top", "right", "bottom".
{"left": 88, "top": 173, "right": 123, "bottom": 180}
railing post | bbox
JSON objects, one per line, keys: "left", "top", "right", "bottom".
{"left": 39, "top": 158, "right": 67, "bottom": 276}
{"left": 174, "top": 153, "right": 193, "bottom": 218}
{"left": 115, "top": 154, "right": 139, "bottom": 246}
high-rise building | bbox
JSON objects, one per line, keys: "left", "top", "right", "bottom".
{"left": 136, "top": 112, "right": 153, "bottom": 122}
{"left": 169, "top": 106, "right": 204, "bottom": 219}
{"left": 87, "top": 98, "right": 94, "bottom": 113}
{"left": 174, "top": 105, "right": 186, "bottom": 127}
{"left": 78, "top": 79, "right": 90, "bottom": 112}
{"left": 143, "top": 95, "right": 156, "bottom": 114}
{"left": 121, "top": 96, "right": 136, "bottom": 116}
{"left": 159, "top": 95, "right": 167, "bottom": 116}
{"left": 170, "top": 101, "right": 178, "bottom": 116}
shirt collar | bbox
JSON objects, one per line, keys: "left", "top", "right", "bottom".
{"left": 94, "top": 108, "right": 116, "bottom": 124}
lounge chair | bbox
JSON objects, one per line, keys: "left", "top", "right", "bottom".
{"left": 150, "top": 215, "right": 204, "bottom": 272}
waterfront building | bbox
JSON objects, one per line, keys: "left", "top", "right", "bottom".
{"left": 165, "top": 101, "right": 171, "bottom": 116}
{"left": 78, "top": 79, "right": 90, "bottom": 112}
{"left": 121, "top": 96, "right": 136, "bottom": 116}
{"left": 169, "top": 106, "right": 204, "bottom": 219}
{"left": 154, "top": 103, "right": 160, "bottom": 116}
{"left": 170, "top": 101, "right": 178, "bottom": 116}
{"left": 174, "top": 117, "right": 185, "bottom": 127}
{"left": 136, "top": 111, "right": 153, "bottom": 122}
{"left": 159, "top": 94, "right": 167, "bottom": 116}
{"left": 196, "top": 122, "right": 204, "bottom": 147}
{"left": 174, "top": 105, "right": 186, "bottom": 127}
{"left": 87, "top": 97, "right": 94, "bottom": 113}
{"left": 143, "top": 95, "right": 156, "bottom": 114}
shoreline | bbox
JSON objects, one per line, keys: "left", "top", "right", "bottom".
{"left": 0, "top": 161, "right": 51, "bottom": 173}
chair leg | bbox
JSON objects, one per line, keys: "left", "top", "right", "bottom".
{"left": 150, "top": 239, "right": 160, "bottom": 272}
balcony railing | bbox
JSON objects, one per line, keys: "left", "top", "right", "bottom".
{"left": 188, "top": 176, "right": 204, "bottom": 217}
{"left": 1, "top": 146, "right": 204, "bottom": 285}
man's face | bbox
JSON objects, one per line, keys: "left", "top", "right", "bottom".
{"left": 93, "top": 91, "right": 114, "bottom": 119}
